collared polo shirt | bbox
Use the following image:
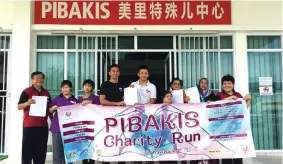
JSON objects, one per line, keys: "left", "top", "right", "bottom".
{"left": 50, "top": 94, "right": 77, "bottom": 133}
{"left": 217, "top": 91, "right": 243, "bottom": 100}
{"left": 18, "top": 85, "right": 51, "bottom": 127}
{"left": 130, "top": 80, "right": 157, "bottom": 104}
{"left": 78, "top": 94, "right": 100, "bottom": 105}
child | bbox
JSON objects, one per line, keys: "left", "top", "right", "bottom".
{"left": 217, "top": 74, "right": 251, "bottom": 164}
{"left": 159, "top": 91, "right": 179, "bottom": 164}
{"left": 162, "top": 90, "right": 173, "bottom": 105}
{"left": 170, "top": 78, "right": 190, "bottom": 103}
{"left": 49, "top": 80, "right": 77, "bottom": 164}
{"left": 78, "top": 79, "right": 100, "bottom": 164}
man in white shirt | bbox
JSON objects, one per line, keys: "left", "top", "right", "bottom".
{"left": 130, "top": 65, "right": 156, "bottom": 164}
{"left": 130, "top": 65, "right": 157, "bottom": 105}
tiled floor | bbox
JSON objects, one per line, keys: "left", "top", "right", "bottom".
{"left": 43, "top": 155, "right": 282, "bottom": 164}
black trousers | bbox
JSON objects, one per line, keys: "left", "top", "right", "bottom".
{"left": 22, "top": 126, "right": 48, "bottom": 164}
{"left": 222, "top": 158, "right": 243, "bottom": 164}
{"left": 82, "top": 159, "right": 95, "bottom": 164}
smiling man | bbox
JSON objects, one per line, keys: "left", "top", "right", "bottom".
{"left": 130, "top": 65, "right": 157, "bottom": 105}
{"left": 17, "top": 71, "right": 52, "bottom": 164}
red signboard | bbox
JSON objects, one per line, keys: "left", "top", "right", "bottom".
{"left": 34, "top": 1, "right": 231, "bottom": 25}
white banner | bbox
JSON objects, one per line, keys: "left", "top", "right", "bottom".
{"left": 58, "top": 100, "right": 256, "bottom": 163}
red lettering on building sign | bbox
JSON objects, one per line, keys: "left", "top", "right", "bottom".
{"left": 34, "top": 1, "right": 231, "bottom": 25}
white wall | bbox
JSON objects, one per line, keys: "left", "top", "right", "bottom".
{"left": 0, "top": 2, "right": 14, "bottom": 30}
{"left": 2, "top": 2, "right": 32, "bottom": 164}
{"left": 232, "top": 1, "right": 282, "bottom": 29}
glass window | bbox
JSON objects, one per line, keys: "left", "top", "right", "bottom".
{"left": 206, "top": 52, "right": 233, "bottom": 91}
{"left": 248, "top": 35, "right": 282, "bottom": 150}
{"left": 0, "top": 36, "right": 10, "bottom": 49}
{"left": 37, "top": 52, "right": 64, "bottom": 98}
{"left": 248, "top": 52, "right": 282, "bottom": 150}
{"left": 206, "top": 52, "right": 219, "bottom": 90}
{"left": 98, "top": 37, "right": 116, "bottom": 49}
{"left": 0, "top": 52, "right": 8, "bottom": 91}
{"left": 67, "top": 52, "right": 75, "bottom": 88}
{"left": 0, "top": 34, "right": 10, "bottom": 154}
{"left": 68, "top": 36, "right": 76, "bottom": 49}
{"left": 180, "top": 37, "right": 204, "bottom": 49}
{"left": 118, "top": 36, "right": 134, "bottom": 49}
{"left": 247, "top": 36, "right": 281, "bottom": 49}
{"left": 138, "top": 36, "right": 173, "bottom": 49}
{"left": 77, "top": 52, "right": 95, "bottom": 91}
{"left": 220, "top": 52, "right": 234, "bottom": 76}
{"left": 178, "top": 36, "right": 234, "bottom": 91}
{"left": 205, "top": 37, "right": 218, "bottom": 49}
{"left": 178, "top": 52, "right": 204, "bottom": 88}
{"left": 37, "top": 36, "right": 64, "bottom": 49}
{"left": 78, "top": 36, "right": 96, "bottom": 50}
{"left": 220, "top": 36, "right": 233, "bottom": 49}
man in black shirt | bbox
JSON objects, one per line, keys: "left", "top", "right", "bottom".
{"left": 100, "top": 64, "right": 125, "bottom": 106}
{"left": 99, "top": 64, "right": 125, "bottom": 164}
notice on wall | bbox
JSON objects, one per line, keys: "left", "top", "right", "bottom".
{"left": 259, "top": 77, "right": 273, "bottom": 96}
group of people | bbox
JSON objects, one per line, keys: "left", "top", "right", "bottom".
{"left": 17, "top": 64, "right": 251, "bottom": 164}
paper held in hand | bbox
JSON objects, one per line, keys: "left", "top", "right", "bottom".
{"left": 185, "top": 86, "right": 201, "bottom": 103}
{"left": 124, "top": 87, "right": 138, "bottom": 105}
{"left": 171, "top": 90, "right": 184, "bottom": 104}
{"left": 29, "top": 96, "right": 47, "bottom": 117}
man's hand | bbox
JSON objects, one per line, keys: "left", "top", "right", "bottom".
{"left": 115, "top": 101, "right": 126, "bottom": 106}
{"left": 27, "top": 99, "right": 35, "bottom": 106}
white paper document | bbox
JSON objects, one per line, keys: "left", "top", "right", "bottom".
{"left": 124, "top": 87, "right": 138, "bottom": 105}
{"left": 185, "top": 86, "right": 201, "bottom": 103}
{"left": 171, "top": 90, "right": 184, "bottom": 104}
{"left": 29, "top": 96, "right": 47, "bottom": 117}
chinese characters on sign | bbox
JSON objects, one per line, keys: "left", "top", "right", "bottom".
{"left": 34, "top": 1, "right": 231, "bottom": 25}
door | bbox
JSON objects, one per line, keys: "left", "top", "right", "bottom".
{"left": 248, "top": 52, "right": 282, "bottom": 150}
{"left": 0, "top": 34, "right": 10, "bottom": 154}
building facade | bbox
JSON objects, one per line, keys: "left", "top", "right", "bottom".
{"left": 0, "top": 1, "right": 282, "bottom": 163}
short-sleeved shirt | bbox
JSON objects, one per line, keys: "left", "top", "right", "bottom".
{"left": 50, "top": 94, "right": 77, "bottom": 133}
{"left": 99, "top": 81, "right": 124, "bottom": 102}
{"left": 217, "top": 91, "right": 243, "bottom": 100}
{"left": 78, "top": 94, "right": 100, "bottom": 105}
{"left": 130, "top": 80, "right": 157, "bottom": 104}
{"left": 18, "top": 85, "right": 51, "bottom": 127}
